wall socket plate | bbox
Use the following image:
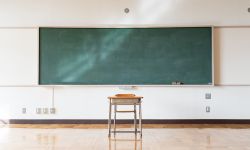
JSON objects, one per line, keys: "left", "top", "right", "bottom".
{"left": 205, "top": 93, "right": 211, "bottom": 99}
{"left": 206, "top": 106, "right": 210, "bottom": 113}
{"left": 22, "top": 108, "right": 26, "bottom": 114}
{"left": 50, "top": 108, "right": 56, "bottom": 114}
{"left": 36, "top": 108, "right": 42, "bottom": 114}
{"left": 36, "top": 108, "right": 56, "bottom": 114}
{"left": 43, "top": 108, "right": 49, "bottom": 114}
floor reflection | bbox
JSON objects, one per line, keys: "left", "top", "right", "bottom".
{"left": 1, "top": 128, "right": 250, "bottom": 149}
{"left": 109, "top": 136, "right": 142, "bottom": 150}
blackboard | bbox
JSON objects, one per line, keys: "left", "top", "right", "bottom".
{"left": 39, "top": 27, "right": 213, "bottom": 85}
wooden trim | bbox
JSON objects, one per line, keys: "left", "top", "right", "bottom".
{"left": 4, "top": 119, "right": 250, "bottom": 124}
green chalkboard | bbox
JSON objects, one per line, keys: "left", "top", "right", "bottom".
{"left": 39, "top": 27, "right": 213, "bottom": 85}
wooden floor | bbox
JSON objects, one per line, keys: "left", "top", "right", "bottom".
{"left": 1, "top": 124, "right": 250, "bottom": 150}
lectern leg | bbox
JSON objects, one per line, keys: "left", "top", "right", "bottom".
{"left": 134, "top": 104, "right": 137, "bottom": 135}
{"left": 139, "top": 102, "right": 142, "bottom": 138}
{"left": 108, "top": 100, "right": 112, "bottom": 137}
{"left": 114, "top": 105, "right": 117, "bottom": 137}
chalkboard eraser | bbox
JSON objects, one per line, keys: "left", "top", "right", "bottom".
{"left": 118, "top": 86, "right": 136, "bottom": 90}
{"left": 172, "top": 81, "right": 184, "bottom": 85}
{"left": 172, "top": 81, "right": 177, "bottom": 85}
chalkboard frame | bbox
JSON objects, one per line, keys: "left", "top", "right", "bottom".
{"left": 38, "top": 26, "right": 214, "bottom": 86}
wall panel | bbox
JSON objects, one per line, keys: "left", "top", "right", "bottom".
{"left": 214, "top": 27, "right": 250, "bottom": 85}
{"left": 0, "top": 0, "right": 249, "bottom": 27}
{"left": 0, "top": 28, "right": 38, "bottom": 85}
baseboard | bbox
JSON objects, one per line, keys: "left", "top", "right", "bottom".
{"left": 3, "top": 119, "right": 250, "bottom": 124}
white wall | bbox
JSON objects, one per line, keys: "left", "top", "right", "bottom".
{"left": 53, "top": 86, "right": 250, "bottom": 119}
{"left": 214, "top": 27, "right": 250, "bottom": 85}
{"left": 0, "top": 0, "right": 250, "bottom": 120}
{"left": 0, "top": 0, "right": 250, "bottom": 27}
{"left": 0, "top": 87, "right": 52, "bottom": 119}
{"left": 0, "top": 28, "right": 38, "bottom": 85}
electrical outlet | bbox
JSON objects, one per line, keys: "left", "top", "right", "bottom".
{"left": 205, "top": 93, "right": 211, "bottom": 99}
{"left": 50, "top": 108, "right": 56, "bottom": 114}
{"left": 43, "top": 108, "right": 49, "bottom": 114}
{"left": 22, "top": 108, "right": 26, "bottom": 114}
{"left": 206, "top": 106, "right": 210, "bottom": 113}
{"left": 36, "top": 108, "right": 42, "bottom": 114}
